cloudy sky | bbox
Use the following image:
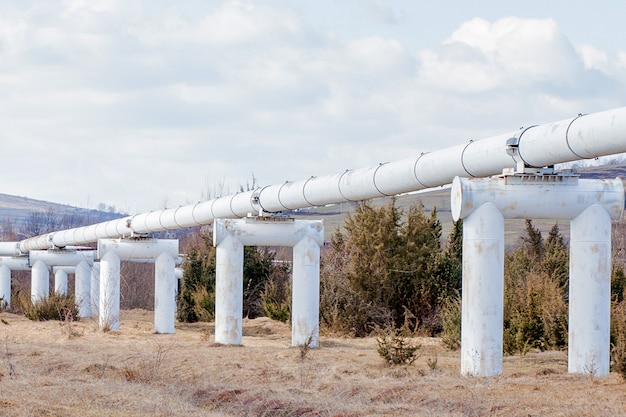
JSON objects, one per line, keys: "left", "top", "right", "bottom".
{"left": 1, "top": 0, "right": 625, "bottom": 214}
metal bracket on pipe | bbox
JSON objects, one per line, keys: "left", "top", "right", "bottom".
{"left": 245, "top": 213, "right": 294, "bottom": 224}
{"left": 505, "top": 134, "right": 563, "bottom": 176}
{"left": 501, "top": 168, "right": 579, "bottom": 185}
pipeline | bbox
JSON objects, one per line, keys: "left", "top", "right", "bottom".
{"left": 8, "top": 106, "right": 626, "bottom": 255}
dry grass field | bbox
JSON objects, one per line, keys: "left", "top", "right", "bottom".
{"left": 1, "top": 309, "right": 625, "bottom": 417}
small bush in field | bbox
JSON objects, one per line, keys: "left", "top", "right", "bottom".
{"left": 260, "top": 279, "right": 291, "bottom": 322}
{"left": 23, "top": 292, "right": 80, "bottom": 322}
{"left": 376, "top": 327, "right": 421, "bottom": 365}
{"left": 191, "top": 286, "right": 215, "bottom": 322}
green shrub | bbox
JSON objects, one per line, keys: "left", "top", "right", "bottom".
{"left": 260, "top": 278, "right": 291, "bottom": 322}
{"left": 191, "top": 286, "right": 215, "bottom": 322}
{"left": 503, "top": 272, "right": 567, "bottom": 355}
{"left": 375, "top": 327, "right": 421, "bottom": 365}
{"left": 23, "top": 292, "right": 79, "bottom": 322}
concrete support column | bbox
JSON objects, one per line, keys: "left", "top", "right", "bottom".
{"left": 215, "top": 235, "right": 244, "bottom": 345}
{"left": 460, "top": 202, "right": 504, "bottom": 377}
{"left": 154, "top": 252, "right": 176, "bottom": 334}
{"left": 91, "top": 262, "right": 100, "bottom": 318}
{"left": 569, "top": 204, "right": 612, "bottom": 375}
{"left": 31, "top": 260, "right": 50, "bottom": 302}
{"left": 292, "top": 236, "right": 320, "bottom": 348}
{"left": 0, "top": 265, "right": 11, "bottom": 307}
{"left": 54, "top": 268, "right": 69, "bottom": 295}
{"left": 100, "top": 251, "right": 120, "bottom": 331}
{"left": 75, "top": 261, "right": 92, "bottom": 318}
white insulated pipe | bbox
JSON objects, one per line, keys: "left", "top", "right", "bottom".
{"left": 9, "top": 106, "right": 626, "bottom": 254}
{"left": 292, "top": 236, "right": 321, "bottom": 348}
{"left": 0, "top": 243, "right": 19, "bottom": 256}
{"left": 97, "top": 238, "right": 178, "bottom": 262}
{"left": 75, "top": 261, "right": 92, "bottom": 318}
{"left": 54, "top": 268, "right": 69, "bottom": 295}
{"left": 154, "top": 252, "right": 176, "bottom": 334}
{"left": 91, "top": 262, "right": 100, "bottom": 318}
{"left": 213, "top": 218, "right": 325, "bottom": 247}
{"left": 460, "top": 203, "right": 504, "bottom": 377}
{"left": 0, "top": 257, "right": 29, "bottom": 307}
{"left": 569, "top": 205, "right": 612, "bottom": 375}
{"left": 451, "top": 176, "right": 624, "bottom": 221}
{"left": 29, "top": 250, "right": 95, "bottom": 267}
{"left": 100, "top": 251, "right": 121, "bottom": 331}
{"left": 0, "top": 265, "right": 11, "bottom": 307}
{"left": 31, "top": 260, "right": 50, "bottom": 302}
{"left": 0, "top": 256, "right": 30, "bottom": 271}
{"left": 214, "top": 234, "right": 244, "bottom": 345}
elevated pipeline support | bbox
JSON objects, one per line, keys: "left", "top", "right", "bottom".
{"left": 213, "top": 217, "right": 324, "bottom": 347}
{"left": 97, "top": 238, "right": 179, "bottom": 333}
{"left": 29, "top": 250, "right": 95, "bottom": 317}
{"left": 8, "top": 106, "right": 626, "bottom": 254}
{"left": 53, "top": 266, "right": 75, "bottom": 295}
{"left": 451, "top": 174, "right": 624, "bottom": 376}
{"left": 0, "top": 256, "right": 30, "bottom": 308}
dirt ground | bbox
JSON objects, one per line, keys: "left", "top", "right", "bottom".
{"left": 0, "top": 309, "right": 625, "bottom": 417}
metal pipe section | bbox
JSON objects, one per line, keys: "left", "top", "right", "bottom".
{"left": 54, "top": 268, "right": 69, "bottom": 295}
{"left": 97, "top": 238, "right": 178, "bottom": 262}
{"left": 213, "top": 218, "right": 324, "bottom": 247}
{"left": 569, "top": 204, "right": 612, "bottom": 375}
{"left": 292, "top": 236, "right": 321, "bottom": 348}
{"left": 460, "top": 203, "right": 504, "bottom": 377}
{"left": 451, "top": 176, "right": 625, "bottom": 221}
{"left": 100, "top": 251, "right": 121, "bottom": 331}
{"left": 214, "top": 234, "right": 244, "bottom": 345}
{"left": 0, "top": 242, "right": 19, "bottom": 256}
{"left": 91, "top": 262, "right": 100, "bottom": 318}
{"left": 0, "top": 265, "right": 10, "bottom": 307}
{"left": 75, "top": 261, "right": 92, "bottom": 318}
{"left": 154, "top": 252, "right": 177, "bottom": 334}
{"left": 31, "top": 260, "right": 49, "bottom": 302}
{"left": 10, "top": 106, "right": 626, "bottom": 253}
{"left": 29, "top": 250, "right": 95, "bottom": 267}
{"left": 0, "top": 256, "right": 30, "bottom": 271}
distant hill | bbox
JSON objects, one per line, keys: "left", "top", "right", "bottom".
{"left": 0, "top": 193, "right": 126, "bottom": 238}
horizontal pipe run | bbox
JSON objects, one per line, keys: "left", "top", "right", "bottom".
{"left": 97, "top": 238, "right": 178, "bottom": 261}
{"left": 29, "top": 250, "right": 95, "bottom": 267}
{"left": 0, "top": 256, "right": 30, "bottom": 270}
{"left": 10, "top": 106, "right": 626, "bottom": 252}
{"left": 451, "top": 176, "right": 625, "bottom": 221}
{"left": 213, "top": 218, "right": 324, "bottom": 247}
{"left": 53, "top": 266, "right": 77, "bottom": 274}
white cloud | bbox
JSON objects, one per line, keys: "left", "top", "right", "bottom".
{"left": 417, "top": 17, "right": 584, "bottom": 93}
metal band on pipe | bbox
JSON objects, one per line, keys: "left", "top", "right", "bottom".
{"left": 372, "top": 163, "right": 391, "bottom": 196}
{"left": 412, "top": 153, "right": 430, "bottom": 189}
{"left": 565, "top": 114, "right": 587, "bottom": 160}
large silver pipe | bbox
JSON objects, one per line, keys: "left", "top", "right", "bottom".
{"left": 10, "top": 106, "right": 626, "bottom": 254}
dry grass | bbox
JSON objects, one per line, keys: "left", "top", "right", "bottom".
{"left": 0, "top": 310, "right": 625, "bottom": 416}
